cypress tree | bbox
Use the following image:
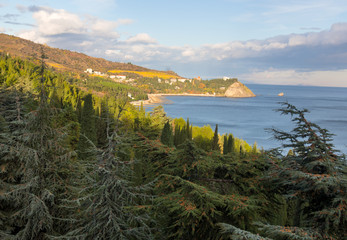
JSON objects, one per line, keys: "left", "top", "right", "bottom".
{"left": 96, "top": 101, "right": 109, "bottom": 148}
{"left": 223, "top": 135, "right": 228, "bottom": 155}
{"left": 227, "top": 134, "right": 234, "bottom": 154}
{"left": 77, "top": 94, "right": 97, "bottom": 159}
{"left": 161, "top": 121, "right": 173, "bottom": 147}
{"left": 211, "top": 124, "right": 220, "bottom": 151}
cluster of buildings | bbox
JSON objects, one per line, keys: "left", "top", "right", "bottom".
{"left": 84, "top": 68, "right": 134, "bottom": 83}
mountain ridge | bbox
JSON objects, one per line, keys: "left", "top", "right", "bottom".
{"left": 0, "top": 33, "right": 179, "bottom": 77}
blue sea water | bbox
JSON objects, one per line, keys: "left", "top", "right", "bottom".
{"left": 146, "top": 84, "right": 347, "bottom": 154}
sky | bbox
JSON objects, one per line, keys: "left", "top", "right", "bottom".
{"left": 1, "top": 0, "right": 347, "bottom": 87}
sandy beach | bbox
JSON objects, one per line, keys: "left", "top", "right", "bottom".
{"left": 130, "top": 93, "right": 221, "bottom": 106}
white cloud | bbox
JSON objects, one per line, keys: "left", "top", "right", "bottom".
{"left": 240, "top": 69, "right": 347, "bottom": 87}
{"left": 18, "top": 6, "right": 126, "bottom": 47}
{"left": 14, "top": 5, "right": 347, "bottom": 86}
{"left": 125, "top": 33, "right": 157, "bottom": 44}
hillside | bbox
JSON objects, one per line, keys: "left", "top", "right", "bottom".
{"left": 0, "top": 33, "right": 179, "bottom": 76}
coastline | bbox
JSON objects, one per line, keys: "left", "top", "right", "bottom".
{"left": 130, "top": 93, "right": 222, "bottom": 106}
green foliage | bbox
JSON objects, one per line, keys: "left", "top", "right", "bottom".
{"left": 211, "top": 124, "right": 220, "bottom": 151}
{"left": 77, "top": 94, "right": 97, "bottom": 159}
{"left": 265, "top": 102, "right": 347, "bottom": 239}
{"left": 218, "top": 223, "right": 271, "bottom": 240}
{"left": 66, "top": 130, "right": 153, "bottom": 239}
{"left": 161, "top": 121, "right": 174, "bottom": 147}
{"left": 0, "top": 70, "right": 76, "bottom": 238}
{"left": 2, "top": 54, "right": 346, "bottom": 240}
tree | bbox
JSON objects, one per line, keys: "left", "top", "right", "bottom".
{"left": 265, "top": 102, "right": 347, "bottom": 239}
{"left": 0, "top": 55, "right": 76, "bottom": 239}
{"left": 161, "top": 121, "right": 173, "bottom": 147}
{"left": 66, "top": 130, "right": 153, "bottom": 239}
{"left": 227, "top": 134, "right": 235, "bottom": 154}
{"left": 77, "top": 93, "right": 97, "bottom": 159}
{"left": 211, "top": 124, "right": 220, "bottom": 151}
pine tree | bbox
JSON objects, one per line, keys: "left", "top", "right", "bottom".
{"left": 211, "top": 124, "right": 220, "bottom": 151}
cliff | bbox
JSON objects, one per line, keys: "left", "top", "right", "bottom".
{"left": 224, "top": 81, "right": 256, "bottom": 98}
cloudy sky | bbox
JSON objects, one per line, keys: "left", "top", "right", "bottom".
{"left": 1, "top": 0, "right": 347, "bottom": 87}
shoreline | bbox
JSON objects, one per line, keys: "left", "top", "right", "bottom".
{"left": 130, "top": 93, "right": 223, "bottom": 106}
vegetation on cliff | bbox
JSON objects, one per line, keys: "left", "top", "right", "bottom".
{"left": 0, "top": 53, "right": 346, "bottom": 240}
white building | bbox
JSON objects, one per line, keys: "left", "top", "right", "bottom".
{"left": 127, "top": 93, "right": 134, "bottom": 99}
{"left": 110, "top": 75, "right": 116, "bottom": 79}
{"left": 116, "top": 75, "right": 126, "bottom": 80}
{"left": 85, "top": 68, "right": 93, "bottom": 74}
{"left": 170, "top": 78, "right": 177, "bottom": 83}
{"left": 178, "top": 78, "right": 186, "bottom": 83}
{"left": 158, "top": 78, "right": 162, "bottom": 83}
{"left": 223, "top": 77, "right": 230, "bottom": 81}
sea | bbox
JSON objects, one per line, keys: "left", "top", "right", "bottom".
{"left": 146, "top": 84, "right": 347, "bottom": 154}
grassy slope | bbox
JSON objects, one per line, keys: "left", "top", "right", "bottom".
{"left": 0, "top": 33, "right": 179, "bottom": 76}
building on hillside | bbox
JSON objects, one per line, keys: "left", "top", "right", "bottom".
{"left": 170, "top": 78, "right": 177, "bottom": 83}
{"left": 165, "top": 80, "right": 170, "bottom": 84}
{"left": 85, "top": 68, "right": 93, "bottom": 74}
{"left": 116, "top": 75, "right": 126, "bottom": 80}
{"left": 178, "top": 78, "right": 186, "bottom": 83}
{"left": 158, "top": 78, "right": 162, "bottom": 83}
{"left": 223, "top": 77, "right": 230, "bottom": 81}
{"left": 194, "top": 76, "right": 201, "bottom": 81}
{"left": 127, "top": 93, "right": 134, "bottom": 99}
{"left": 110, "top": 75, "right": 116, "bottom": 79}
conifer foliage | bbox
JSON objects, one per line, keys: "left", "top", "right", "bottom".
{"left": 66, "top": 130, "right": 153, "bottom": 240}
{"left": 211, "top": 124, "right": 220, "bottom": 151}
{"left": 265, "top": 102, "right": 347, "bottom": 239}
{"left": 0, "top": 55, "right": 75, "bottom": 239}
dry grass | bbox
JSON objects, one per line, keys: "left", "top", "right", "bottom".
{"left": 109, "top": 70, "right": 178, "bottom": 79}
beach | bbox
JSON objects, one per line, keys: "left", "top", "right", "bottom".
{"left": 130, "top": 93, "right": 221, "bottom": 106}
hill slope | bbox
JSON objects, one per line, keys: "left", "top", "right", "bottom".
{"left": 0, "top": 33, "right": 179, "bottom": 76}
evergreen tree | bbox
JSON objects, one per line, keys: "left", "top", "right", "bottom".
{"left": 265, "top": 102, "right": 347, "bottom": 239}
{"left": 66, "top": 130, "right": 153, "bottom": 239}
{"left": 227, "top": 134, "right": 235, "bottom": 154}
{"left": 77, "top": 94, "right": 97, "bottom": 159}
{"left": 211, "top": 124, "right": 220, "bottom": 151}
{"left": 186, "top": 118, "right": 192, "bottom": 140}
{"left": 223, "top": 135, "right": 228, "bottom": 155}
{"left": 0, "top": 56, "right": 75, "bottom": 239}
{"left": 161, "top": 121, "right": 173, "bottom": 147}
{"left": 96, "top": 100, "right": 109, "bottom": 148}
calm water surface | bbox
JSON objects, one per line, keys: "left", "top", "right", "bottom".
{"left": 147, "top": 84, "right": 347, "bottom": 154}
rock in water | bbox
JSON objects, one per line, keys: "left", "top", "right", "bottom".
{"left": 224, "top": 81, "right": 256, "bottom": 98}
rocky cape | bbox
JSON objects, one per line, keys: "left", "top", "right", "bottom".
{"left": 224, "top": 82, "right": 256, "bottom": 98}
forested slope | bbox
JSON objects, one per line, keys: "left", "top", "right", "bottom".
{"left": 0, "top": 54, "right": 346, "bottom": 239}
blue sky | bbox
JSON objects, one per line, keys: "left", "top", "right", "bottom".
{"left": 1, "top": 0, "right": 347, "bottom": 86}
